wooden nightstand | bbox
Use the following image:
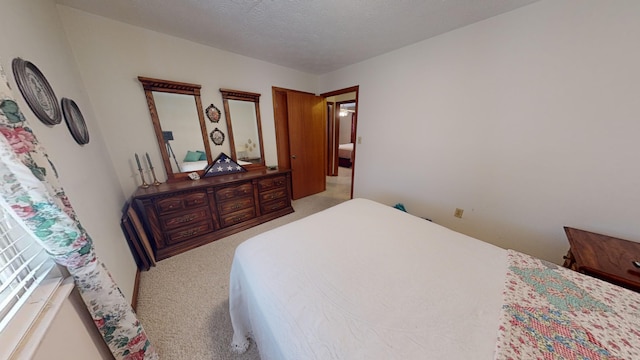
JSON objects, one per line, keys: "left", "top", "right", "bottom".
{"left": 563, "top": 227, "right": 640, "bottom": 292}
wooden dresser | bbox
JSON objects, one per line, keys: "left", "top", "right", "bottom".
{"left": 563, "top": 226, "right": 640, "bottom": 292}
{"left": 132, "top": 169, "right": 293, "bottom": 260}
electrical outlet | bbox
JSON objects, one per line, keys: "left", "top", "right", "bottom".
{"left": 454, "top": 208, "right": 464, "bottom": 218}
{"left": 357, "top": 136, "right": 362, "bottom": 144}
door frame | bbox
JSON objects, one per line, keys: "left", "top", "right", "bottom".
{"left": 272, "top": 87, "right": 291, "bottom": 170}
{"left": 320, "top": 86, "right": 359, "bottom": 200}
{"left": 326, "top": 101, "right": 337, "bottom": 176}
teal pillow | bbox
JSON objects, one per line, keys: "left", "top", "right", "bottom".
{"left": 184, "top": 151, "right": 200, "bottom": 162}
{"left": 197, "top": 151, "right": 207, "bottom": 161}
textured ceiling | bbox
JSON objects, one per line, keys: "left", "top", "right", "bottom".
{"left": 56, "top": 0, "right": 539, "bottom": 74}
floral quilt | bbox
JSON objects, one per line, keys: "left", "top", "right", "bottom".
{"left": 495, "top": 250, "right": 640, "bottom": 360}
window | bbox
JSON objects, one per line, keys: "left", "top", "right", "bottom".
{"left": 0, "top": 203, "right": 60, "bottom": 331}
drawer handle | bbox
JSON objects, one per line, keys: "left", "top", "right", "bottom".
{"left": 232, "top": 214, "right": 249, "bottom": 222}
{"left": 266, "top": 194, "right": 275, "bottom": 200}
{"left": 269, "top": 204, "right": 281, "bottom": 210}
{"left": 231, "top": 204, "right": 241, "bottom": 210}
{"left": 176, "top": 215, "right": 196, "bottom": 223}
{"left": 178, "top": 229, "right": 198, "bottom": 237}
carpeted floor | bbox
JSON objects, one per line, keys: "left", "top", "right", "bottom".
{"left": 136, "top": 168, "right": 352, "bottom": 359}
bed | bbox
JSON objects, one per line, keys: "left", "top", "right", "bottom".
{"left": 179, "top": 159, "right": 208, "bottom": 172}
{"left": 179, "top": 159, "right": 252, "bottom": 173}
{"left": 229, "top": 198, "right": 640, "bottom": 359}
{"left": 338, "top": 142, "right": 354, "bottom": 167}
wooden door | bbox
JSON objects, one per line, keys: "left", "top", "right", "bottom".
{"left": 273, "top": 88, "right": 327, "bottom": 199}
{"left": 287, "top": 91, "right": 326, "bottom": 199}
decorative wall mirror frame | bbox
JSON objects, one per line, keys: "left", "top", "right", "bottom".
{"left": 220, "top": 88, "right": 266, "bottom": 171}
{"left": 138, "top": 76, "right": 211, "bottom": 182}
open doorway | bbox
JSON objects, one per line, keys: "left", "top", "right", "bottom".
{"left": 322, "top": 86, "right": 358, "bottom": 200}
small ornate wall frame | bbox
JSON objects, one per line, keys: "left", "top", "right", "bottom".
{"left": 205, "top": 104, "right": 221, "bottom": 123}
{"left": 61, "top": 98, "right": 90, "bottom": 145}
{"left": 12, "top": 58, "right": 61, "bottom": 125}
{"left": 210, "top": 128, "right": 225, "bottom": 145}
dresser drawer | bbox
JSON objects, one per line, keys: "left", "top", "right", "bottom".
{"left": 160, "top": 207, "right": 210, "bottom": 231}
{"left": 218, "top": 197, "right": 254, "bottom": 215}
{"left": 156, "top": 191, "right": 208, "bottom": 214}
{"left": 257, "top": 175, "right": 287, "bottom": 192}
{"left": 215, "top": 182, "right": 253, "bottom": 202}
{"left": 259, "top": 188, "right": 287, "bottom": 203}
{"left": 260, "top": 199, "right": 289, "bottom": 215}
{"left": 133, "top": 169, "right": 293, "bottom": 261}
{"left": 219, "top": 207, "right": 256, "bottom": 228}
{"left": 165, "top": 221, "right": 214, "bottom": 245}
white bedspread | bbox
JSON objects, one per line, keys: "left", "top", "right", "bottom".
{"left": 229, "top": 198, "right": 507, "bottom": 359}
{"left": 179, "top": 160, "right": 208, "bottom": 172}
{"left": 181, "top": 159, "right": 250, "bottom": 172}
{"left": 338, "top": 142, "right": 353, "bottom": 161}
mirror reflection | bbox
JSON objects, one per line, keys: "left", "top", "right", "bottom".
{"left": 220, "top": 89, "right": 266, "bottom": 171}
{"left": 154, "top": 92, "right": 208, "bottom": 174}
{"left": 138, "top": 76, "right": 210, "bottom": 182}
{"left": 228, "top": 100, "right": 261, "bottom": 164}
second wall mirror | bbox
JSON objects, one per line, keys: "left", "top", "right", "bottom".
{"left": 220, "top": 88, "right": 266, "bottom": 171}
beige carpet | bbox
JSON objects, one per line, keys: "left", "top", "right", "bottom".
{"left": 136, "top": 170, "right": 352, "bottom": 359}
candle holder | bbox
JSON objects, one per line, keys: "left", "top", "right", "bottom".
{"left": 138, "top": 169, "right": 150, "bottom": 188}
{"left": 149, "top": 166, "right": 161, "bottom": 186}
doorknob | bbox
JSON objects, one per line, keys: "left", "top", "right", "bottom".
{"left": 291, "top": 155, "right": 297, "bottom": 159}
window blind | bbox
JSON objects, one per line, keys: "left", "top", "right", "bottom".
{"left": 0, "top": 205, "right": 57, "bottom": 331}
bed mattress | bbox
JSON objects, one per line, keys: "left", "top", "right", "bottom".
{"left": 338, "top": 142, "right": 353, "bottom": 161}
{"left": 229, "top": 198, "right": 507, "bottom": 359}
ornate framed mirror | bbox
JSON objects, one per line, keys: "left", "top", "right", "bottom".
{"left": 138, "top": 77, "right": 211, "bottom": 182}
{"left": 220, "top": 89, "right": 266, "bottom": 171}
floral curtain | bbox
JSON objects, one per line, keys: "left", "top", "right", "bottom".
{"left": 0, "top": 64, "right": 158, "bottom": 359}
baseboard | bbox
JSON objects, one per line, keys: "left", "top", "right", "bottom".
{"left": 131, "top": 269, "right": 141, "bottom": 311}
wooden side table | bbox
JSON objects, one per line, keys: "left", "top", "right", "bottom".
{"left": 563, "top": 227, "right": 640, "bottom": 292}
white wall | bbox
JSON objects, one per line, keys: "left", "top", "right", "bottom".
{"left": 57, "top": 6, "right": 318, "bottom": 197}
{"left": 33, "top": 288, "right": 113, "bottom": 360}
{"left": 339, "top": 114, "right": 353, "bottom": 144}
{"left": 0, "top": 0, "right": 136, "bottom": 299}
{"left": 319, "top": 0, "right": 640, "bottom": 263}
